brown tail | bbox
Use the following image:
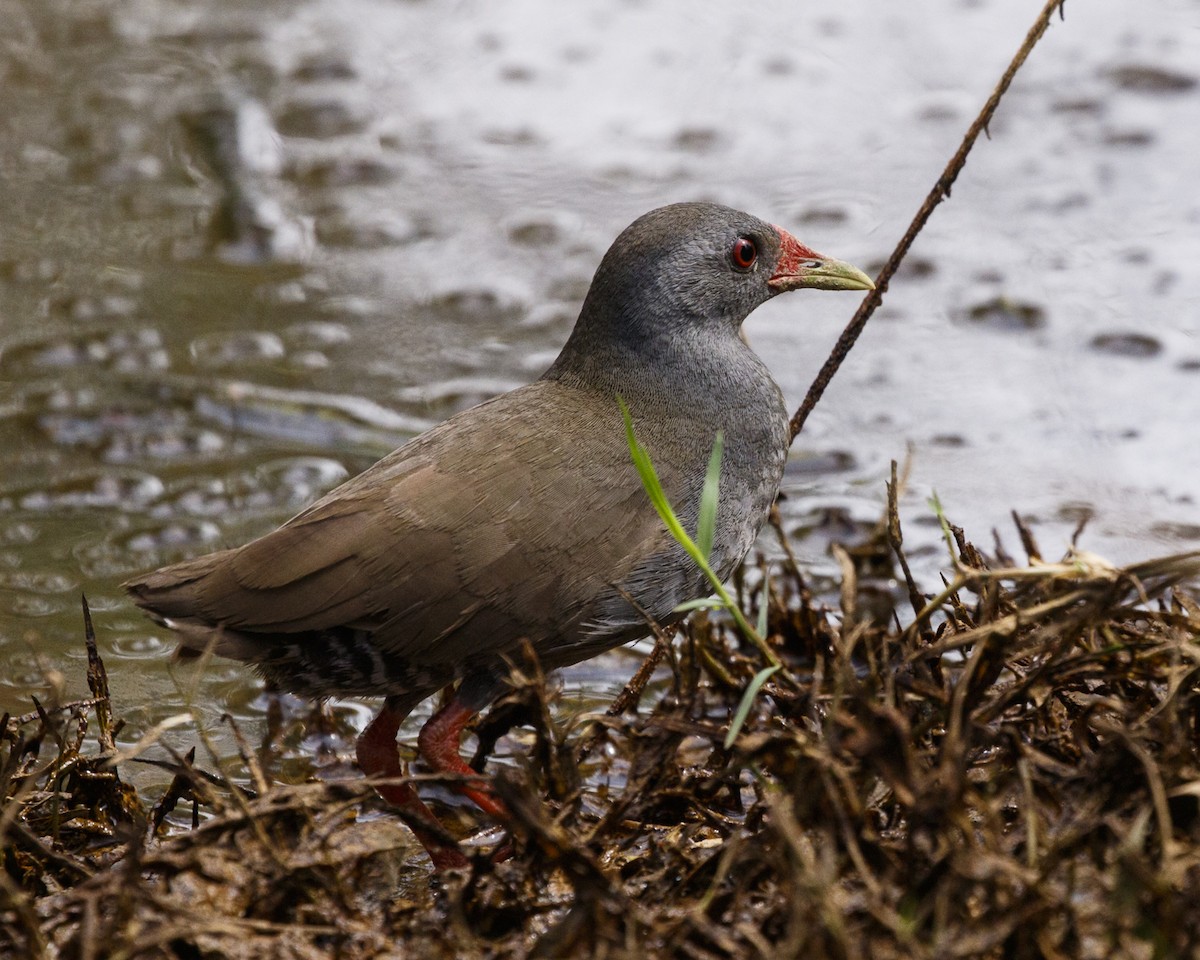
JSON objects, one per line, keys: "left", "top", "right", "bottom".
{"left": 123, "top": 549, "right": 264, "bottom": 660}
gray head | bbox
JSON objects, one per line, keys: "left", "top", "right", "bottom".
{"left": 546, "top": 202, "right": 873, "bottom": 384}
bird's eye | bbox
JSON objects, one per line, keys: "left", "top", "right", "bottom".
{"left": 730, "top": 237, "right": 758, "bottom": 270}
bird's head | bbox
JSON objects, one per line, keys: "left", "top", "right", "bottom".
{"left": 572, "top": 202, "right": 872, "bottom": 343}
{"left": 547, "top": 202, "right": 873, "bottom": 390}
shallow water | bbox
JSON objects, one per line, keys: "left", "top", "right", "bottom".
{"left": 1, "top": 0, "right": 1198, "bottom": 783}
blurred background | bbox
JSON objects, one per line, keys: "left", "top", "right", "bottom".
{"left": 1, "top": 0, "right": 1197, "bottom": 780}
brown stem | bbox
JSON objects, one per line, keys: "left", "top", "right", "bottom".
{"left": 789, "top": 0, "right": 1070, "bottom": 442}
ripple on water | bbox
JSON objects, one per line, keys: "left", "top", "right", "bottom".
{"left": 283, "top": 320, "right": 352, "bottom": 349}
{"left": 254, "top": 456, "right": 350, "bottom": 505}
{"left": 795, "top": 205, "right": 849, "bottom": 228}
{"left": 1106, "top": 65, "right": 1198, "bottom": 95}
{"left": 898, "top": 257, "right": 936, "bottom": 281}
{"left": 166, "top": 484, "right": 240, "bottom": 519}
{"left": 109, "top": 632, "right": 173, "bottom": 660}
{"left": 193, "top": 382, "right": 424, "bottom": 448}
{"left": 287, "top": 350, "right": 330, "bottom": 371}
{"left": 506, "top": 214, "right": 566, "bottom": 248}
{"left": 74, "top": 532, "right": 155, "bottom": 580}
{"left": 276, "top": 99, "right": 368, "bottom": 140}
{"left": 777, "top": 492, "right": 895, "bottom": 583}
{"left": 546, "top": 274, "right": 593, "bottom": 304}
{"left": 123, "top": 520, "right": 224, "bottom": 554}
{"left": 291, "top": 53, "right": 357, "bottom": 83}
{"left": 394, "top": 376, "right": 524, "bottom": 412}
{"left": 1150, "top": 521, "right": 1200, "bottom": 544}
{"left": 1089, "top": 332, "right": 1162, "bottom": 358}
{"left": 1, "top": 256, "right": 63, "bottom": 284}
{"left": 519, "top": 302, "right": 576, "bottom": 330}
{"left": 783, "top": 449, "right": 858, "bottom": 479}
{"left": 0, "top": 649, "right": 57, "bottom": 695}
{"left": 428, "top": 284, "right": 529, "bottom": 325}
{"left": 672, "top": 127, "right": 722, "bottom": 154}
{"left": 52, "top": 294, "right": 139, "bottom": 324}
{"left": 0, "top": 326, "right": 166, "bottom": 374}
{"left": 1102, "top": 128, "right": 1155, "bottom": 149}
{"left": 190, "top": 330, "right": 286, "bottom": 368}
{"left": 0, "top": 522, "right": 38, "bottom": 545}
{"left": 3, "top": 593, "right": 67, "bottom": 618}
{"left": 288, "top": 156, "right": 397, "bottom": 189}
{"left": 961, "top": 297, "right": 1047, "bottom": 333}
{"left": 911, "top": 90, "right": 974, "bottom": 125}
{"left": 930, "top": 433, "right": 968, "bottom": 448}
{"left": 315, "top": 208, "right": 421, "bottom": 249}
{"left": 257, "top": 279, "right": 313, "bottom": 306}
{"left": 103, "top": 423, "right": 227, "bottom": 464}
{"left": 479, "top": 127, "right": 540, "bottom": 147}
{"left": 316, "top": 295, "right": 387, "bottom": 321}
{"left": 0, "top": 570, "right": 77, "bottom": 594}
{"left": 17, "top": 470, "right": 164, "bottom": 511}
{"left": 1052, "top": 97, "right": 1105, "bottom": 116}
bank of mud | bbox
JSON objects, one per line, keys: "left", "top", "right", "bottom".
{"left": 4, "top": 495, "right": 1200, "bottom": 959}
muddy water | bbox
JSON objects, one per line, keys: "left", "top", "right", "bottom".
{"left": 1, "top": 0, "right": 1198, "bottom": 782}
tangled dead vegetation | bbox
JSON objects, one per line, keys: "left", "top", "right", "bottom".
{"left": 4, "top": 484, "right": 1200, "bottom": 960}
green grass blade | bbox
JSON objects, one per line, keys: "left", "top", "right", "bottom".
{"left": 619, "top": 396, "right": 779, "bottom": 667}
{"left": 724, "top": 664, "right": 781, "bottom": 749}
{"left": 620, "top": 397, "right": 694, "bottom": 553}
{"left": 673, "top": 597, "right": 724, "bottom": 613}
{"left": 696, "top": 430, "right": 723, "bottom": 563}
{"left": 928, "top": 489, "right": 957, "bottom": 562}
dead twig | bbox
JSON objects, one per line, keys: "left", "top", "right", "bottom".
{"left": 789, "top": 0, "right": 1071, "bottom": 440}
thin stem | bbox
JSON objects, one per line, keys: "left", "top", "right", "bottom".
{"left": 789, "top": 0, "right": 1070, "bottom": 441}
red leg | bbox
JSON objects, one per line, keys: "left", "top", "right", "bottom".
{"left": 417, "top": 695, "right": 509, "bottom": 821}
{"left": 356, "top": 698, "right": 468, "bottom": 870}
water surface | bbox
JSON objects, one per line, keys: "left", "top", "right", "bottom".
{"left": 2, "top": 0, "right": 1197, "bottom": 785}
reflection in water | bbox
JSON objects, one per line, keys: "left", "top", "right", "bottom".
{"left": 0, "top": 0, "right": 1197, "bottom": 784}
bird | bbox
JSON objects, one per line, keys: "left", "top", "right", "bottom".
{"left": 124, "top": 202, "right": 873, "bottom": 868}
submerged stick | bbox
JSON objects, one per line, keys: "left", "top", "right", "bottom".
{"left": 789, "top": 0, "right": 1070, "bottom": 441}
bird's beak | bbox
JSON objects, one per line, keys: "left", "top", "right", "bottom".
{"left": 767, "top": 226, "right": 875, "bottom": 293}
{"left": 770, "top": 256, "right": 876, "bottom": 292}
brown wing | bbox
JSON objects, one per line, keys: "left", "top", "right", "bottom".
{"left": 125, "top": 380, "right": 689, "bottom": 668}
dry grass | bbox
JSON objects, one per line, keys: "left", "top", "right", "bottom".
{"left": 4, "top": 485, "right": 1200, "bottom": 960}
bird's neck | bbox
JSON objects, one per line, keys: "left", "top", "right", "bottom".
{"left": 542, "top": 322, "right": 788, "bottom": 471}
{"left": 543, "top": 309, "right": 755, "bottom": 406}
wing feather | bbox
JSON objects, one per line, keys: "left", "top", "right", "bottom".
{"left": 125, "top": 380, "right": 701, "bottom": 670}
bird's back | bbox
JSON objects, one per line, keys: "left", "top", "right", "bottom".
{"left": 124, "top": 377, "right": 756, "bottom": 698}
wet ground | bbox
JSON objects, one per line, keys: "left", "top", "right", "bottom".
{"left": 1, "top": 0, "right": 1198, "bottom": 776}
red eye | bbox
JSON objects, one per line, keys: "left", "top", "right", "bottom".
{"left": 731, "top": 237, "right": 757, "bottom": 270}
